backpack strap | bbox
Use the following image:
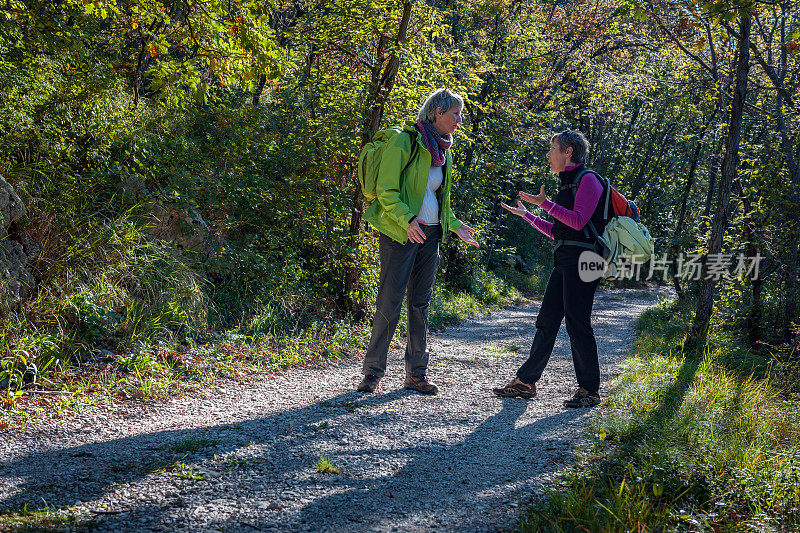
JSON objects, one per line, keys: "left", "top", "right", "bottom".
{"left": 563, "top": 169, "right": 612, "bottom": 218}
{"left": 559, "top": 168, "right": 613, "bottom": 257}
{"left": 399, "top": 130, "right": 419, "bottom": 178}
{"left": 554, "top": 239, "right": 598, "bottom": 252}
{"left": 598, "top": 176, "right": 612, "bottom": 220}
{"left": 558, "top": 168, "right": 591, "bottom": 192}
{"left": 560, "top": 168, "right": 603, "bottom": 241}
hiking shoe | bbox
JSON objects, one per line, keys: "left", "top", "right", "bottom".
{"left": 493, "top": 377, "right": 536, "bottom": 399}
{"left": 357, "top": 374, "right": 380, "bottom": 393}
{"left": 563, "top": 387, "right": 600, "bottom": 408}
{"left": 404, "top": 375, "right": 439, "bottom": 395}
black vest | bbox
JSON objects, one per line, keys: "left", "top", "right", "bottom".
{"left": 550, "top": 164, "right": 609, "bottom": 245}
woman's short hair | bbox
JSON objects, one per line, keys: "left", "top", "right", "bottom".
{"left": 417, "top": 88, "right": 464, "bottom": 124}
{"left": 552, "top": 129, "right": 590, "bottom": 164}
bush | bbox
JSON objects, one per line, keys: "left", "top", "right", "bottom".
{"left": 0, "top": 215, "right": 206, "bottom": 390}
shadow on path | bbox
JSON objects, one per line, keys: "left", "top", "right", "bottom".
{"left": 278, "top": 400, "right": 584, "bottom": 532}
{"left": 0, "top": 288, "right": 662, "bottom": 531}
{"left": 0, "top": 390, "right": 413, "bottom": 512}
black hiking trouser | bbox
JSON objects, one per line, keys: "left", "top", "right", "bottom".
{"left": 362, "top": 224, "right": 442, "bottom": 380}
{"left": 516, "top": 246, "right": 602, "bottom": 393}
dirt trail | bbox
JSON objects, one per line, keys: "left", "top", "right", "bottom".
{"left": 0, "top": 287, "right": 665, "bottom": 532}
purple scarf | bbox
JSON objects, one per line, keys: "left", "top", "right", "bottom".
{"left": 415, "top": 119, "right": 453, "bottom": 167}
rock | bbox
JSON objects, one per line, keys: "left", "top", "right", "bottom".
{"left": 0, "top": 175, "right": 34, "bottom": 312}
{"left": 0, "top": 175, "right": 26, "bottom": 232}
{"left": 1, "top": 239, "right": 32, "bottom": 297}
{"left": 118, "top": 174, "right": 149, "bottom": 200}
{"left": 196, "top": 466, "right": 222, "bottom": 479}
{"left": 509, "top": 253, "right": 534, "bottom": 275}
{"left": 258, "top": 501, "right": 282, "bottom": 510}
{"left": 145, "top": 202, "right": 214, "bottom": 256}
{"left": 117, "top": 175, "right": 222, "bottom": 259}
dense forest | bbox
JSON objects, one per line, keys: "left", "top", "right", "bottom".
{"left": 2, "top": 0, "right": 800, "bottom": 529}
{"left": 2, "top": 0, "right": 797, "bottom": 377}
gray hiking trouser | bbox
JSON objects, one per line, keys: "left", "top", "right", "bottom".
{"left": 362, "top": 224, "right": 442, "bottom": 379}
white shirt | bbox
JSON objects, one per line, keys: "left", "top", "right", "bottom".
{"left": 416, "top": 165, "right": 444, "bottom": 225}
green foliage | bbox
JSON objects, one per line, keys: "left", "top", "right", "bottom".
{"left": 496, "top": 266, "right": 549, "bottom": 296}
{"left": 0, "top": 0, "right": 282, "bottom": 108}
{"left": 165, "top": 435, "right": 220, "bottom": 454}
{"left": 172, "top": 462, "right": 208, "bottom": 481}
{"left": 522, "top": 298, "right": 800, "bottom": 531}
{"left": 313, "top": 456, "right": 341, "bottom": 474}
{"left": 0, "top": 215, "right": 206, "bottom": 398}
{"left": 427, "top": 270, "right": 523, "bottom": 330}
{"left": 0, "top": 502, "right": 89, "bottom": 532}
{"left": 0, "top": 0, "right": 797, "bottom": 434}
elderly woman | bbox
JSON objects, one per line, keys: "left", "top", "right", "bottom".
{"left": 358, "top": 88, "right": 478, "bottom": 395}
{"left": 494, "top": 129, "right": 606, "bottom": 408}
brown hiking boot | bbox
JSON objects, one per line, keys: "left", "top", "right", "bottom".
{"left": 563, "top": 387, "right": 600, "bottom": 408}
{"left": 493, "top": 377, "right": 536, "bottom": 399}
{"left": 357, "top": 374, "right": 380, "bottom": 393}
{"left": 404, "top": 374, "right": 438, "bottom": 395}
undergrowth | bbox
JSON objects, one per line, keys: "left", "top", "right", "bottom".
{"left": 1, "top": 247, "right": 532, "bottom": 429}
{"left": 521, "top": 297, "right": 800, "bottom": 532}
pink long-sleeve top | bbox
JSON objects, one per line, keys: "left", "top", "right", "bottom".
{"left": 522, "top": 165, "right": 603, "bottom": 240}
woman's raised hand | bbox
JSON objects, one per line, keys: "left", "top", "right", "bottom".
{"left": 500, "top": 200, "right": 529, "bottom": 218}
{"left": 519, "top": 185, "right": 547, "bottom": 206}
{"left": 456, "top": 224, "right": 479, "bottom": 247}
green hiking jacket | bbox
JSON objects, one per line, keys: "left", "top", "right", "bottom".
{"left": 364, "top": 121, "right": 463, "bottom": 244}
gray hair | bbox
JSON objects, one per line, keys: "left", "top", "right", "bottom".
{"left": 552, "top": 129, "right": 590, "bottom": 164}
{"left": 417, "top": 88, "right": 464, "bottom": 124}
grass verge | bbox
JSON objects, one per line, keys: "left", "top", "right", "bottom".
{"left": 1, "top": 268, "right": 529, "bottom": 431}
{"left": 428, "top": 268, "right": 527, "bottom": 330}
{"left": 0, "top": 503, "right": 92, "bottom": 532}
{"left": 521, "top": 297, "right": 800, "bottom": 532}
{"left": 0, "top": 320, "right": 369, "bottom": 430}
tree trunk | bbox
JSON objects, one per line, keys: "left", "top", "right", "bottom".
{"left": 462, "top": 12, "right": 506, "bottom": 172}
{"left": 132, "top": 19, "right": 162, "bottom": 107}
{"left": 703, "top": 141, "right": 723, "bottom": 224}
{"left": 671, "top": 111, "right": 717, "bottom": 299}
{"left": 684, "top": 14, "right": 751, "bottom": 351}
{"left": 133, "top": 41, "right": 147, "bottom": 107}
{"left": 732, "top": 177, "right": 762, "bottom": 346}
{"left": 776, "top": 98, "right": 800, "bottom": 185}
{"left": 784, "top": 234, "right": 800, "bottom": 341}
{"left": 768, "top": 0, "right": 800, "bottom": 186}
{"left": 252, "top": 74, "right": 267, "bottom": 106}
{"left": 751, "top": 273, "right": 764, "bottom": 345}
{"left": 629, "top": 120, "right": 677, "bottom": 199}
{"left": 607, "top": 98, "right": 641, "bottom": 175}
{"left": 343, "top": 1, "right": 412, "bottom": 319}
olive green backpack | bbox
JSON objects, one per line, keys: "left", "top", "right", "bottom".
{"left": 358, "top": 127, "right": 419, "bottom": 204}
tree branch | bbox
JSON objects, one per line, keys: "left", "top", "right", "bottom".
{"left": 721, "top": 20, "right": 795, "bottom": 109}
{"left": 651, "top": 11, "right": 716, "bottom": 80}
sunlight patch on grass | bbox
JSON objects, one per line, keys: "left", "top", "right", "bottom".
{"left": 521, "top": 297, "right": 800, "bottom": 532}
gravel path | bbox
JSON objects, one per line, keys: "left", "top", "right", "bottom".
{"left": 0, "top": 287, "right": 665, "bottom": 532}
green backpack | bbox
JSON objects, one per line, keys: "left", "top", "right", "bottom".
{"left": 358, "top": 127, "right": 419, "bottom": 204}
